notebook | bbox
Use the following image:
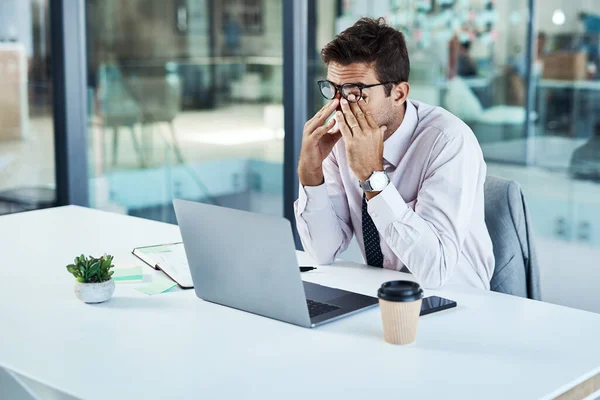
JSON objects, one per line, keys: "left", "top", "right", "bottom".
{"left": 132, "top": 242, "right": 194, "bottom": 289}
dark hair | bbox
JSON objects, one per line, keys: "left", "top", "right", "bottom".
{"left": 321, "top": 17, "right": 410, "bottom": 96}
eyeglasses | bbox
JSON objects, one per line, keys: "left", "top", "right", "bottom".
{"left": 317, "top": 79, "right": 395, "bottom": 103}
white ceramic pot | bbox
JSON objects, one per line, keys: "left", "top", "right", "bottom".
{"left": 74, "top": 279, "right": 115, "bottom": 303}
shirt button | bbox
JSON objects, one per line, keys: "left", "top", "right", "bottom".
{"left": 371, "top": 212, "right": 378, "bottom": 218}
{"left": 385, "top": 260, "right": 391, "bottom": 266}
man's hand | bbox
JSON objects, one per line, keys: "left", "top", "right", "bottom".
{"left": 335, "top": 98, "right": 387, "bottom": 183}
{"left": 298, "top": 98, "right": 342, "bottom": 187}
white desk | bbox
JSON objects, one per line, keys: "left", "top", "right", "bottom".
{"left": 1, "top": 206, "right": 600, "bottom": 400}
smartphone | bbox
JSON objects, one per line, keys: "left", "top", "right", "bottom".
{"left": 420, "top": 296, "right": 457, "bottom": 316}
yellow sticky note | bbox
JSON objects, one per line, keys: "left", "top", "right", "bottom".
{"left": 136, "top": 277, "right": 177, "bottom": 295}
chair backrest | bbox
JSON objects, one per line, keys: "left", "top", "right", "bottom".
{"left": 98, "top": 62, "right": 182, "bottom": 124}
{"left": 127, "top": 74, "right": 182, "bottom": 123}
{"left": 97, "top": 63, "right": 141, "bottom": 125}
{"left": 484, "top": 176, "right": 540, "bottom": 299}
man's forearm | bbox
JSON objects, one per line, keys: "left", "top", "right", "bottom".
{"left": 298, "top": 163, "right": 324, "bottom": 187}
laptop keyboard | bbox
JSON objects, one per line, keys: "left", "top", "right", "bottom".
{"left": 306, "top": 299, "right": 340, "bottom": 318}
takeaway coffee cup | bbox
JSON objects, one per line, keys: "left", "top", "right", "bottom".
{"left": 377, "top": 280, "right": 424, "bottom": 345}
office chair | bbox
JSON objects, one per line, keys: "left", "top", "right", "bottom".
{"left": 97, "top": 63, "right": 145, "bottom": 167}
{"left": 484, "top": 176, "right": 541, "bottom": 300}
{"left": 126, "top": 70, "right": 184, "bottom": 165}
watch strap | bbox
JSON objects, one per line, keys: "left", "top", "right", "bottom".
{"left": 359, "top": 179, "right": 374, "bottom": 191}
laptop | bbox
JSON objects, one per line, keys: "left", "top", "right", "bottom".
{"left": 173, "top": 199, "right": 379, "bottom": 328}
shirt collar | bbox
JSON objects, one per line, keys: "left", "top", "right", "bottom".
{"left": 383, "top": 100, "right": 418, "bottom": 168}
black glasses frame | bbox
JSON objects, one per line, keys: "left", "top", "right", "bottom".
{"left": 317, "top": 79, "right": 395, "bottom": 102}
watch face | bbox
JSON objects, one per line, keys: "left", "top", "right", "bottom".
{"left": 370, "top": 172, "right": 388, "bottom": 190}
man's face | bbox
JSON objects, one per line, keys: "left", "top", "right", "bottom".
{"left": 326, "top": 62, "right": 394, "bottom": 128}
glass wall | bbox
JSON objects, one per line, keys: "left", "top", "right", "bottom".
{"left": 0, "top": 0, "right": 55, "bottom": 215}
{"left": 86, "top": 0, "right": 284, "bottom": 223}
{"left": 311, "top": 0, "right": 600, "bottom": 313}
{"left": 527, "top": 0, "right": 600, "bottom": 312}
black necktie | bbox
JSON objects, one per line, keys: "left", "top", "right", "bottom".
{"left": 362, "top": 194, "right": 383, "bottom": 267}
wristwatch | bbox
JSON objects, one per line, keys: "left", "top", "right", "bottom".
{"left": 359, "top": 171, "right": 390, "bottom": 192}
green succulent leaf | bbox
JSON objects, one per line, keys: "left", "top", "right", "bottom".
{"left": 89, "top": 261, "right": 100, "bottom": 274}
{"left": 66, "top": 264, "right": 79, "bottom": 278}
{"left": 67, "top": 254, "right": 116, "bottom": 283}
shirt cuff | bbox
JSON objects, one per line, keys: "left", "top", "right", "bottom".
{"left": 298, "top": 183, "right": 331, "bottom": 213}
{"left": 366, "top": 182, "right": 410, "bottom": 233}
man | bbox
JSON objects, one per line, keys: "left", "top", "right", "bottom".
{"left": 294, "top": 18, "right": 494, "bottom": 290}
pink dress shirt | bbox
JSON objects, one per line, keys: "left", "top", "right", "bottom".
{"left": 294, "top": 100, "right": 494, "bottom": 290}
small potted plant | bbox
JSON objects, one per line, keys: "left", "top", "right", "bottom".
{"left": 66, "top": 254, "right": 116, "bottom": 303}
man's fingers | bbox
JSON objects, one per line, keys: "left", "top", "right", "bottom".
{"left": 309, "top": 121, "right": 335, "bottom": 143}
{"left": 304, "top": 99, "right": 339, "bottom": 134}
{"left": 335, "top": 111, "right": 353, "bottom": 141}
{"left": 311, "top": 118, "right": 335, "bottom": 139}
{"left": 340, "top": 99, "right": 360, "bottom": 134}
{"left": 358, "top": 98, "right": 380, "bottom": 130}
{"left": 349, "top": 101, "right": 369, "bottom": 132}
{"left": 323, "top": 131, "right": 343, "bottom": 147}
{"left": 314, "top": 99, "right": 338, "bottom": 120}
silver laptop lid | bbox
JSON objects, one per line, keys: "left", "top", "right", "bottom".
{"left": 173, "top": 199, "right": 312, "bottom": 328}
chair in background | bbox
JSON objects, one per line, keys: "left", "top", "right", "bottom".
{"left": 97, "top": 63, "right": 145, "bottom": 167}
{"left": 126, "top": 64, "right": 184, "bottom": 165}
{"left": 484, "top": 176, "right": 541, "bottom": 300}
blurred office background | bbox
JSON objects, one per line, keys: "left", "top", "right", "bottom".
{"left": 0, "top": 0, "right": 599, "bottom": 313}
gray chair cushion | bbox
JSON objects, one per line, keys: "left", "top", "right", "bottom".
{"left": 484, "top": 176, "right": 541, "bottom": 300}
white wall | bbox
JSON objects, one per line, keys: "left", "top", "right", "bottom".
{"left": 235, "top": 0, "right": 282, "bottom": 57}
{"left": 256, "top": 0, "right": 282, "bottom": 57}
{"left": 0, "top": 0, "right": 33, "bottom": 57}
{"left": 493, "top": 0, "right": 529, "bottom": 66}
{"left": 316, "top": 0, "right": 337, "bottom": 51}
